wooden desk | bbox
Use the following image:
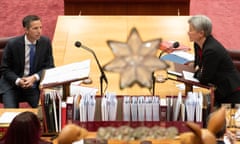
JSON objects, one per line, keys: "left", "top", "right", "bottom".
{"left": 0, "top": 108, "right": 38, "bottom": 115}
{"left": 52, "top": 16, "right": 192, "bottom": 96}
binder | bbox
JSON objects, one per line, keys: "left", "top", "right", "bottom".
{"left": 66, "top": 96, "right": 74, "bottom": 124}
{"left": 61, "top": 102, "right": 67, "bottom": 129}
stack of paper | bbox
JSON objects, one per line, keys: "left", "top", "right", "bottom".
{"left": 0, "top": 112, "right": 21, "bottom": 124}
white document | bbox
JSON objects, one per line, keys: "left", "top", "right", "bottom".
{"left": 137, "top": 96, "right": 145, "bottom": 121}
{"left": 196, "top": 92, "right": 203, "bottom": 122}
{"left": 101, "top": 96, "right": 108, "bottom": 121}
{"left": 185, "top": 92, "right": 197, "bottom": 121}
{"left": 106, "top": 92, "right": 118, "bottom": 121}
{"left": 0, "top": 112, "right": 21, "bottom": 124}
{"left": 40, "top": 59, "right": 91, "bottom": 87}
{"left": 182, "top": 70, "right": 199, "bottom": 82}
{"left": 181, "top": 103, "right": 185, "bottom": 121}
{"left": 79, "top": 95, "right": 87, "bottom": 122}
{"left": 152, "top": 96, "right": 160, "bottom": 121}
{"left": 173, "top": 92, "right": 182, "bottom": 121}
{"left": 87, "top": 94, "right": 96, "bottom": 121}
{"left": 145, "top": 97, "right": 153, "bottom": 121}
{"left": 131, "top": 97, "right": 138, "bottom": 121}
{"left": 50, "top": 92, "right": 58, "bottom": 132}
{"left": 123, "top": 96, "right": 131, "bottom": 121}
{"left": 56, "top": 91, "right": 62, "bottom": 131}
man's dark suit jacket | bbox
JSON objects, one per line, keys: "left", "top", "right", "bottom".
{"left": 194, "top": 35, "right": 240, "bottom": 102}
{"left": 0, "top": 35, "right": 55, "bottom": 94}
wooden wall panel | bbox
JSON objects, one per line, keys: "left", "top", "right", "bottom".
{"left": 64, "top": 0, "right": 189, "bottom": 15}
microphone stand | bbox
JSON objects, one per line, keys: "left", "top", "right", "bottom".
{"left": 151, "top": 72, "right": 156, "bottom": 96}
{"left": 78, "top": 44, "right": 108, "bottom": 97}
{"left": 151, "top": 42, "right": 180, "bottom": 95}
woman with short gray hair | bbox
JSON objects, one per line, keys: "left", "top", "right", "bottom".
{"left": 188, "top": 14, "right": 240, "bottom": 108}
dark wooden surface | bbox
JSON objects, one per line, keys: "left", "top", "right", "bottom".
{"left": 64, "top": 0, "right": 190, "bottom": 15}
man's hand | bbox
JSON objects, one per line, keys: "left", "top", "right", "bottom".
{"left": 20, "top": 75, "right": 37, "bottom": 89}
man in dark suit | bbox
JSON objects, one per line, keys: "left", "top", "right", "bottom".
{"left": 188, "top": 15, "right": 240, "bottom": 108}
{"left": 0, "top": 15, "right": 55, "bottom": 108}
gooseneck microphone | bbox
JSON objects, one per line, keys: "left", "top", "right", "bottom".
{"left": 75, "top": 41, "right": 108, "bottom": 96}
{"left": 159, "top": 41, "right": 180, "bottom": 58}
{"left": 172, "top": 41, "right": 180, "bottom": 48}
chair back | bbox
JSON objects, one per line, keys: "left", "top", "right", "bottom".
{"left": 227, "top": 49, "right": 240, "bottom": 72}
{"left": 0, "top": 37, "right": 14, "bottom": 77}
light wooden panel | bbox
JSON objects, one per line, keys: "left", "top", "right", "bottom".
{"left": 52, "top": 16, "right": 193, "bottom": 96}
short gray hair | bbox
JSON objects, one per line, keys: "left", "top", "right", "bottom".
{"left": 188, "top": 15, "right": 212, "bottom": 37}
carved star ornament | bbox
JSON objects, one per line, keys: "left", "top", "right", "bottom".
{"left": 103, "top": 28, "right": 169, "bottom": 89}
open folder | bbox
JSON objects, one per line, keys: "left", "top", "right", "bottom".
{"left": 160, "top": 51, "right": 194, "bottom": 64}
{"left": 40, "top": 59, "right": 91, "bottom": 88}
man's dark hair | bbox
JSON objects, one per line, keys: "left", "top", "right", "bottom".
{"left": 22, "top": 15, "right": 41, "bottom": 28}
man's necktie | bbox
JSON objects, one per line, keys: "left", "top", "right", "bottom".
{"left": 28, "top": 44, "right": 36, "bottom": 75}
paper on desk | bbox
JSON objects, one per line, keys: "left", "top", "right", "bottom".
{"left": 101, "top": 96, "right": 108, "bottom": 121}
{"left": 40, "top": 59, "right": 91, "bottom": 86}
{"left": 106, "top": 92, "right": 118, "bottom": 121}
{"left": 182, "top": 70, "right": 199, "bottom": 83}
{"left": 173, "top": 92, "right": 182, "bottom": 121}
{"left": 185, "top": 92, "right": 197, "bottom": 121}
{"left": 50, "top": 92, "right": 59, "bottom": 132}
{"left": 0, "top": 112, "right": 21, "bottom": 124}
{"left": 196, "top": 92, "right": 203, "bottom": 122}
{"left": 152, "top": 96, "right": 160, "bottom": 121}
{"left": 87, "top": 94, "right": 96, "bottom": 121}
{"left": 131, "top": 97, "right": 138, "bottom": 121}
{"left": 123, "top": 96, "right": 131, "bottom": 121}
{"left": 79, "top": 95, "right": 87, "bottom": 122}
{"left": 145, "top": 97, "right": 153, "bottom": 121}
{"left": 78, "top": 86, "right": 97, "bottom": 122}
{"left": 181, "top": 103, "right": 185, "bottom": 121}
{"left": 138, "top": 96, "right": 145, "bottom": 121}
{"left": 71, "top": 85, "right": 98, "bottom": 97}
{"left": 176, "top": 83, "right": 200, "bottom": 90}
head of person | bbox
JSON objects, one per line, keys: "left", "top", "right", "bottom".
{"left": 57, "top": 124, "right": 88, "bottom": 144}
{"left": 22, "top": 15, "right": 42, "bottom": 43}
{"left": 180, "top": 107, "right": 226, "bottom": 144}
{"left": 207, "top": 110, "right": 227, "bottom": 139}
{"left": 187, "top": 15, "right": 212, "bottom": 43}
{"left": 1, "top": 111, "right": 42, "bottom": 144}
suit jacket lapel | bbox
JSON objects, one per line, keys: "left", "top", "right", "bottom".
{"left": 17, "top": 36, "right": 25, "bottom": 69}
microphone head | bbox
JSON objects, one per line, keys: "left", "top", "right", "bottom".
{"left": 172, "top": 41, "right": 180, "bottom": 48}
{"left": 75, "top": 41, "right": 82, "bottom": 47}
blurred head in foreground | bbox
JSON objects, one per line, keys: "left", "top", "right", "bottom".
{"left": 180, "top": 107, "right": 226, "bottom": 144}
{"left": 58, "top": 124, "right": 88, "bottom": 144}
{"left": 0, "top": 111, "right": 51, "bottom": 144}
